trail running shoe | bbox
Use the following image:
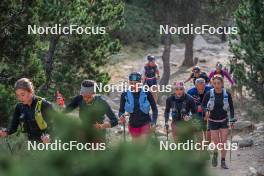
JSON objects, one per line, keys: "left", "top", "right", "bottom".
{"left": 221, "top": 159, "right": 229, "bottom": 169}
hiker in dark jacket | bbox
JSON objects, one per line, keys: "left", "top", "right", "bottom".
{"left": 0, "top": 78, "right": 53, "bottom": 143}
{"left": 119, "top": 72, "right": 158, "bottom": 143}
{"left": 64, "top": 80, "right": 118, "bottom": 142}
{"left": 187, "top": 78, "right": 212, "bottom": 142}
{"left": 164, "top": 81, "right": 197, "bottom": 142}
{"left": 202, "top": 75, "right": 236, "bottom": 169}
{"left": 184, "top": 66, "right": 210, "bottom": 85}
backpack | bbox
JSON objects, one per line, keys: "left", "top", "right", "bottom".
{"left": 124, "top": 89, "right": 150, "bottom": 114}
{"left": 207, "top": 88, "right": 229, "bottom": 111}
{"left": 35, "top": 97, "right": 48, "bottom": 130}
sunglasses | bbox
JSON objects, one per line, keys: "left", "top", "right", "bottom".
{"left": 129, "top": 75, "right": 141, "bottom": 82}
{"left": 196, "top": 80, "right": 205, "bottom": 84}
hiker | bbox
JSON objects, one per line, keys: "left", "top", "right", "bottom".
{"left": 164, "top": 81, "right": 197, "bottom": 142}
{"left": 0, "top": 78, "right": 53, "bottom": 143}
{"left": 184, "top": 66, "right": 210, "bottom": 85}
{"left": 187, "top": 78, "right": 212, "bottom": 143}
{"left": 56, "top": 91, "right": 65, "bottom": 108}
{"left": 142, "top": 55, "right": 160, "bottom": 103}
{"left": 202, "top": 75, "right": 237, "bottom": 169}
{"left": 119, "top": 72, "right": 158, "bottom": 142}
{"left": 208, "top": 62, "right": 235, "bottom": 86}
{"left": 64, "top": 80, "right": 118, "bottom": 142}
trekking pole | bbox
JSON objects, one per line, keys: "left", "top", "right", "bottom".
{"left": 230, "top": 122, "right": 233, "bottom": 163}
{"left": 123, "top": 122, "right": 126, "bottom": 142}
{"left": 122, "top": 113, "right": 129, "bottom": 142}
{"left": 205, "top": 111, "right": 210, "bottom": 141}
{"left": 5, "top": 137, "right": 13, "bottom": 155}
{"left": 166, "top": 125, "right": 169, "bottom": 141}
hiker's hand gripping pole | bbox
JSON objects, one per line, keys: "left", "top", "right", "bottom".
{"left": 0, "top": 128, "right": 12, "bottom": 155}
{"left": 119, "top": 112, "right": 129, "bottom": 142}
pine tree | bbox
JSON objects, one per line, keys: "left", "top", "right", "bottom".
{"left": 230, "top": 0, "right": 264, "bottom": 102}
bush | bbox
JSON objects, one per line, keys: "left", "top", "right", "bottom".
{"left": 0, "top": 85, "right": 16, "bottom": 126}
{"left": 0, "top": 112, "right": 209, "bottom": 176}
{"left": 116, "top": 4, "right": 160, "bottom": 46}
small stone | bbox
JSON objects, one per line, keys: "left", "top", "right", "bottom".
{"left": 239, "top": 138, "right": 254, "bottom": 148}
{"left": 247, "top": 167, "right": 257, "bottom": 176}
{"left": 257, "top": 166, "right": 264, "bottom": 176}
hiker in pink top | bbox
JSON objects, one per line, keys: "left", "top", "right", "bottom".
{"left": 208, "top": 62, "right": 235, "bottom": 85}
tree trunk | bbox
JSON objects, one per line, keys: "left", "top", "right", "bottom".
{"left": 159, "top": 12, "right": 172, "bottom": 86}
{"left": 43, "top": 34, "right": 60, "bottom": 91}
{"left": 182, "top": 34, "right": 194, "bottom": 67}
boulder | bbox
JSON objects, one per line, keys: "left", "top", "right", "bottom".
{"left": 247, "top": 167, "right": 258, "bottom": 176}
{"left": 232, "top": 135, "right": 243, "bottom": 143}
{"left": 239, "top": 138, "right": 254, "bottom": 148}
{"left": 257, "top": 166, "right": 264, "bottom": 176}
{"left": 199, "top": 58, "right": 207, "bottom": 63}
{"left": 234, "top": 121, "right": 253, "bottom": 131}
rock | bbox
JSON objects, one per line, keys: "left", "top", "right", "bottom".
{"left": 199, "top": 59, "right": 207, "bottom": 63}
{"left": 254, "top": 122, "right": 264, "bottom": 131}
{"left": 248, "top": 167, "right": 258, "bottom": 176}
{"left": 170, "top": 62, "right": 178, "bottom": 67}
{"left": 239, "top": 138, "right": 254, "bottom": 148}
{"left": 255, "top": 122, "right": 264, "bottom": 127}
{"left": 234, "top": 121, "right": 253, "bottom": 131}
{"left": 206, "top": 35, "right": 222, "bottom": 44}
{"left": 257, "top": 166, "right": 264, "bottom": 176}
{"left": 232, "top": 135, "right": 243, "bottom": 143}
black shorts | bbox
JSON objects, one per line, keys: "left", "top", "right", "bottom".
{"left": 144, "top": 78, "right": 157, "bottom": 87}
{"left": 208, "top": 119, "right": 228, "bottom": 130}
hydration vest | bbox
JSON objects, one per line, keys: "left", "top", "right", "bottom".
{"left": 35, "top": 97, "right": 48, "bottom": 130}
{"left": 207, "top": 88, "right": 229, "bottom": 111}
{"left": 171, "top": 96, "right": 187, "bottom": 120}
{"left": 19, "top": 96, "right": 48, "bottom": 132}
{"left": 124, "top": 89, "right": 150, "bottom": 114}
{"left": 144, "top": 64, "right": 157, "bottom": 78}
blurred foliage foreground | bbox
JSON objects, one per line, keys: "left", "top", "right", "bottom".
{"left": 0, "top": 112, "right": 208, "bottom": 176}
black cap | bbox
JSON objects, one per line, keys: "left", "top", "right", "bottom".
{"left": 192, "top": 66, "right": 201, "bottom": 73}
{"left": 147, "top": 55, "right": 155, "bottom": 62}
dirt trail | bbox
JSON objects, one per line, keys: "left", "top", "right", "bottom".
{"left": 105, "top": 35, "right": 264, "bottom": 176}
